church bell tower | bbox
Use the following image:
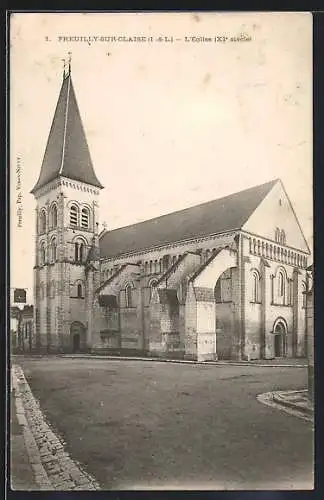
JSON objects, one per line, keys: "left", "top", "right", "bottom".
{"left": 30, "top": 57, "right": 103, "bottom": 353}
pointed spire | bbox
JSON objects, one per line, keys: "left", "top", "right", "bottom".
{"left": 31, "top": 61, "right": 104, "bottom": 194}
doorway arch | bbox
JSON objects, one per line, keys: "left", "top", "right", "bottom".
{"left": 70, "top": 321, "right": 86, "bottom": 353}
{"left": 273, "top": 318, "right": 288, "bottom": 357}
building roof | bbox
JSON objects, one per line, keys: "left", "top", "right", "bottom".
{"left": 31, "top": 70, "right": 103, "bottom": 194}
{"left": 99, "top": 179, "right": 278, "bottom": 259}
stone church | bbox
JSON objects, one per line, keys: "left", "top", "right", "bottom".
{"left": 30, "top": 66, "right": 311, "bottom": 361}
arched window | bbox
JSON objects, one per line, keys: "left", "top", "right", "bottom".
{"left": 278, "top": 271, "right": 285, "bottom": 297}
{"left": 39, "top": 210, "right": 46, "bottom": 234}
{"left": 40, "top": 242, "right": 46, "bottom": 265}
{"left": 50, "top": 204, "right": 58, "bottom": 228}
{"left": 70, "top": 205, "right": 78, "bottom": 226}
{"left": 251, "top": 270, "right": 260, "bottom": 303}
{"left": 79, "top": 242, "right": 84, "bottom": 262}
{"left": 81, "top": 207, "right": 90, "bottom": 228}
{"left": 150, "top": 279, "right": 158, "bottom": 301}
{"left": 51, "top": 238, "right": 57, "bottom": 262}
{"left": 77, "top": 283, "right": 83, "bottom": 298}
{"left": 74, "top": 239, "right": 86, "bottom": 263}
{"left": 125, "top": 284, "right": 133, "bottom": 308}
{"left": 280, "top": 230, "right": 286, "bottom": 245}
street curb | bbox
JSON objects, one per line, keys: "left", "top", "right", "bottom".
{"left": 272, "top": 391, "right": 313, "bottom": 416}
{"left": 56, "top": 354, "right": 307, "bottom": 368}
{"left": 11, "top": 364, "right": 101, "bottom": 491}
{"left": 257, "top": 391, "right": 314, "bottom": 423}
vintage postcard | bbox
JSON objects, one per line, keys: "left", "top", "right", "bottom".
{"left": 9, "top": 11, "right": 313, "bottom": 491}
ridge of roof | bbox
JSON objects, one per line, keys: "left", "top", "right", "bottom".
{"left": 31, "top": 72, "right": 103, "bottom": 194}
{"left": 99, "top": 179, "right": 279, "bottom": 259}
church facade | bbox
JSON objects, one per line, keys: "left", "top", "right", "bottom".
{"left": 30, "top": 68, "right": 311, "bottom": 361}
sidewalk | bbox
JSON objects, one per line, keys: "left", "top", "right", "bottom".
{"left": 257, "top": 389, "right": 314, "bottom": 423}
{"left": 10, "top": 389, "right": 38, "bottom": 490}
{"left": 9, "top": 364, "right": 100, "bottom": 491}
{"left": 272, "top": 390, "right": 314, "bottom": 416}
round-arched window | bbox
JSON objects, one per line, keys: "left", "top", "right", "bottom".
{"left": 278, "top": 271, "right": 285, "bottom": 297}
{"left": 51, "top": 204, "right": 58, "bottom": 228}
{"left": 125, "top": 284, "right": 133, "bottom": 308}
{"left": 251, "top": 270, "right": 260, "bottom": 303}
{"left": 74, "top": 239, "right": 86, "bottom": 263}
{"left": 39, "top": 210, "right": 46, "bottom": 234}
{"left": 70, "top": 205, "right": 78, "bottom": 226}
{"left": 81, "top": 207, "right": 90, "bottom": 229}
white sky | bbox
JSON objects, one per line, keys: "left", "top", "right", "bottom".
{"left": 10, "top": 12, "right": 313, "bottom": 304}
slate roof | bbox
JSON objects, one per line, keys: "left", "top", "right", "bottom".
{"left": 31, "top": 71, "right": 103, "bottom": 194}
{"left": 99, "top": 179, "right": 278, "bottom": 259}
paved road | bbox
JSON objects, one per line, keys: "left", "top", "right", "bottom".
{"left": 16, "top": 357, "right": 314, "bottom": 490}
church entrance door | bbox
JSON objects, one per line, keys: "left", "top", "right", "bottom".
{"left": 72, "top": 334, "right": 80, "bottom": 353}
{"left": 70, "top": 321, "right": 86, "bottom": 353}
{"left": 273, "top": 320, "right": 287, "bottom": 357}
